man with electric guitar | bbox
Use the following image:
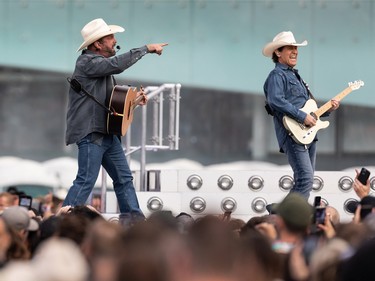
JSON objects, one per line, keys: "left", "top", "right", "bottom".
{"left": 262, "top": 31, "right": 342, "bottom": 200}
{"left": 63, "top": 18, "right": 168, "bottom": 219}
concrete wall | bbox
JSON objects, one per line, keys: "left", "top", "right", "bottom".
{"left": 1, "top": 65, "right": 375, "bottom": 171}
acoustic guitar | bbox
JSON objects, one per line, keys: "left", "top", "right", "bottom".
{"left": 283, "top": 80, "right": 364, "bottom": 145}
{"left": 107, "top": 85, "right": 146, "bottom": 136}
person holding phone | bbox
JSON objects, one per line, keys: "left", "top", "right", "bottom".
{"left": 346, "top": 168, "right": 374, "bottom": 222}
{"left": 353, "top": 168, "right": 371, "bottom": 199}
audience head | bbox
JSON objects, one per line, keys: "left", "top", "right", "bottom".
{"left": 272, "top": 193, "right": 313, "bottom": 233}
{"left": 0, "top": 192, "right": 16, "bottom": 212}
{"left": 6, "top": 186, "right": 19, "bottom": 196}
{"left": 0, "top": 216, "right": 12, "bottom": 264}
{"left": 34, "top": 237, "right": 89, "bottom": 281}
{"left": 1, "top": 206, "right": 39, "bottom": 233}
{"left": 309, "top": 238, "right": 351, "bottom": 281}
{"left": 335, "top": 222, "right": 370, "bottom": 249}
{"left": 6, "top": 186, "right": 25, "bottom": 206}
{"left": 39, "top": 215, "right": 62, "bottom": 243}
{"left": 68, "top": 205, "right": 103, "bottom": 221}
{"left": 325, "top": 205, "right": 340, "bottom": 226}
{"left": 235, "top": 229, "right": 281, "bottom": 281}
{"left": 187, "top": 215, "right": 238, "bottom": 278}
{"left": 147, "top": 210, "right": 179, "bottom": 231}
{"left": 240, "top": 215, "right": 268, "bottom": 237}
{"left": 118, "top": 220, "right": 176, "bottom": 281}
{"left": 175, "top": 212, "right": 194, "bottom": 234}
{"left": 338, "top": 237, "right": 375, "bottom": 281}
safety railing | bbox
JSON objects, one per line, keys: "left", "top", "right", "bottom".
{"left": 100, "top": 83, "right": 181, "bottom": 212}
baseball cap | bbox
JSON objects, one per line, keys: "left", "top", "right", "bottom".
{"left": 272, "top": 193, "right": 314, "bottom": 230}
{"left": 1, "top": 206, "right": 39, "bottom": 231}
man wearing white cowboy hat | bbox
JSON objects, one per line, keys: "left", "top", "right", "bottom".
{"left": 63, "top": 18, "right": 168, "bottom": 220}
{"left": 262, "top": 31, "right": 339, "bottom": 199}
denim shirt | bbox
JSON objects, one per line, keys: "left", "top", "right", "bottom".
{"left": 65, "top": 46, "right": 149, "bottom": 145}
{"left": 263, "top": 63, "right": 310, "bottom": 151}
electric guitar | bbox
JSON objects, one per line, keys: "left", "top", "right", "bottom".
{"left": 107, "top": 85, "right": 146, "bottom": 136}
{"left": 283, "top": 80, "right": 364, "bottom": 145}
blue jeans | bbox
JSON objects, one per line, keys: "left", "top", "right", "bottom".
{"left": 282, "top": 136, "right": 316, "bottom": 199}
{"left": 63, "top": 133, "right": 144, "bottom": 217}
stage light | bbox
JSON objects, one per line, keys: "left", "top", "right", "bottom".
{"left": 107, "top": 216, "right": 120, "bottom": 223}
{"left": 320, "top": 197, "right": 329, "bottom": 207}
{"left": 251, "top": 197, "right": 267, "bottom": 213}
{"left": 147, "top": 196, "right": 163, "bottom": 212}
{"left": 190, "top": 197, "right": 206, "bottom": 213}
{"left": 338, "top": 176, "right": 353, "bottom": 192}
{"left": 217, "top": 175, "right": 234, "bottom": 190}
{"left": 187, "top": 174, "right": 203, "bottom": 190}
{"left": 370, "top": 177, "right": 375, "bottom": 192}
{"left": 221, "top": 197, "right": 237, "bottom": 212}
{"left": 248, "top": 175, "right": 264, "bottom": 191}
{"left": 312, "top": 175, "right": 324, "bottom": 192}
{"left": 279, "top": 175, "right": 294, "bottom": 191}
{"left": 344, "top": 198, "right": 358, "bottom": 214}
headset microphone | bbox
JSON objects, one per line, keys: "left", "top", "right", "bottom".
{"left": 116, "top": 45, "right": 121, "bottom": 52}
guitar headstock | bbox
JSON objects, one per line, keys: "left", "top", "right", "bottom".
{"left": 348, "top": 80, "right": 364, "bottom": 90}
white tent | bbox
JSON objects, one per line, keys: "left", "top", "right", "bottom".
{"left": 0, "top": 156, "right": 60, "bottom": 197}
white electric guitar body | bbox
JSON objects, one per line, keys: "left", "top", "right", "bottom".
{"left": 283, "top": 80, "right": 364, "bottom": 145}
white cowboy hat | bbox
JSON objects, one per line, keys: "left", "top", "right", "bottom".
{"left": 262, "top": 31, "right": 308, "bottom": 57}
{"left": 77, "top": 18, "right": 125, "bottom": 52}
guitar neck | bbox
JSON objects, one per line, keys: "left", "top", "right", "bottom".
{"left": 315, "top": 86, "right": 353, "bottom": 117}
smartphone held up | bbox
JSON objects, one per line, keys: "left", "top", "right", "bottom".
{"left": 19, "top": 195, "right": 33, "bottom": 210}
{"left": 357, "top": 167, "right": 371, "bottom": 185}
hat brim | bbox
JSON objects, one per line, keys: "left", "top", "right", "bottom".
{"left": 77, "top": 25, "right": 125, "bottom": 52}
{"left": 29, "top": 217, "right": 39, "bottom": 231}
{"left": 262, "top": 40, "right": 308, "bottom": 57}
{"left": 266, "top": 203, "right": 277, "bottom": 214}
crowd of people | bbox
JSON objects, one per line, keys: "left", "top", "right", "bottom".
{"left": 0, "top": 169, "right": 373, "bottom": 281}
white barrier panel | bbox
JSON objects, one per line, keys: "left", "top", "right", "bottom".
{"left": 104, "top": 170, "right": 368, "bottom": 223}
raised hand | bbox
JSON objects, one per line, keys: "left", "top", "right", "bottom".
{"left": 147, "top": 43, "right": 168, "bottom": 55}
{"left": 137, "top": 86, "right": 148, "bottom": 106}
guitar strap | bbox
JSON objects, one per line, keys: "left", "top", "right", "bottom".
{"left": 67, "top": 77, "right": 113, "bottom": 115}
{"left": 301, "top": 79, "right": 316, "bottom": 101}
{"left": 105, "top": 75, "right": 117, "bottom": 106}
{"left": 264, "top": 69, "right": 316, "bottom": 116}
{"left": 292, "top": 69, "right": 316, "bottom": 101}
{"left": 112, "top": 76, "right": 117, "bottom": 86}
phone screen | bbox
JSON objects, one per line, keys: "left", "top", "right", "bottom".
{"left": 314, "top": 207, "right": 326, "bottom": 225}
{"left": 19, "top": 196, "right": 32, "bottom": 209}
{"left": 313, "top": 196, "right": 321, "bottom": 207}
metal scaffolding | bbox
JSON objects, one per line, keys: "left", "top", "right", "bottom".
{"left": 100, "top": 83, "right": 181, "bottom": 212}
